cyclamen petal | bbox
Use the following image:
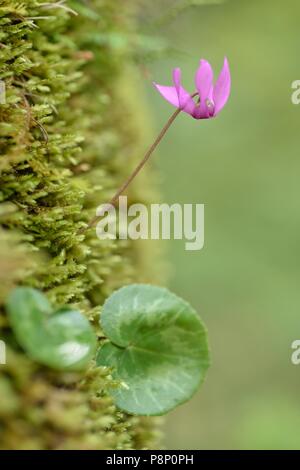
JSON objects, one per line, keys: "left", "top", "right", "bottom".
{"left": 195, "top": 59, "right": 214, "bottom": 101}
{"left": 213, "top": 57, "right": 231, "bottom": 115}
{"left": 172, "top": 68, "right": 196, "bottom": 115}
{"left": 153, "top": 68, "right": 195, "bottom": 116}
{"left": 194, "top": 60, "right": 215, "bottom": 119}
{"left": 153, "top": 83, "right": 180, "bottom": 108}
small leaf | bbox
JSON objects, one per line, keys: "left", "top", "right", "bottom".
{"left": 96, "top": 284, "right": 210, "bottom": 416}
{"left": 6, "top": 288, "right": 97, "bottom": 371}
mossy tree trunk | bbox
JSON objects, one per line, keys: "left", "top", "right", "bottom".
{"left": 0, "top": 0, "right": 161, "bottom": 450}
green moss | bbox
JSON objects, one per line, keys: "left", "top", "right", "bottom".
{"left": 0, "top": 0, "right": 162, "bottom": 449}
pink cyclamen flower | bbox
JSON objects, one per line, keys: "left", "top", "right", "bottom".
{"left": 153, "top": 57, "right": 231, "bottom": 119}
{"left": 86, "top": 58, "right": 231, "bottom": 231}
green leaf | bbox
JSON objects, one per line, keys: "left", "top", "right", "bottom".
{"left": 6, "top": 288, "right": 97, "bottom": 371}
{"left": 96, "top": 284, "right": 210, "bottom": 416}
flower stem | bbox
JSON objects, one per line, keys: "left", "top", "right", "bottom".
{"left": 82, "top": 107, "right": 181, "bottom": 232}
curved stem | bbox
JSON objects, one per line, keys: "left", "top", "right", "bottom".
{"left": 110, "top": 108, "right": 181, "bottom": 208}
{"left": 80, "top": 92, "right": 198, "bottom": 233}
{"left": 82, "top": 108, "right": 180, "bottom": 231}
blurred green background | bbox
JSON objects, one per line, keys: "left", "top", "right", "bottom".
{"left": 143, "top": 0, "right": 300, "bottom": 449}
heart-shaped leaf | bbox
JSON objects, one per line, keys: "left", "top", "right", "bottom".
{"left": 6, "top": 287, "right": 97, "bottom": 371}
{"left": 96, "top": 284, "right": 210, "bottom": 416}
